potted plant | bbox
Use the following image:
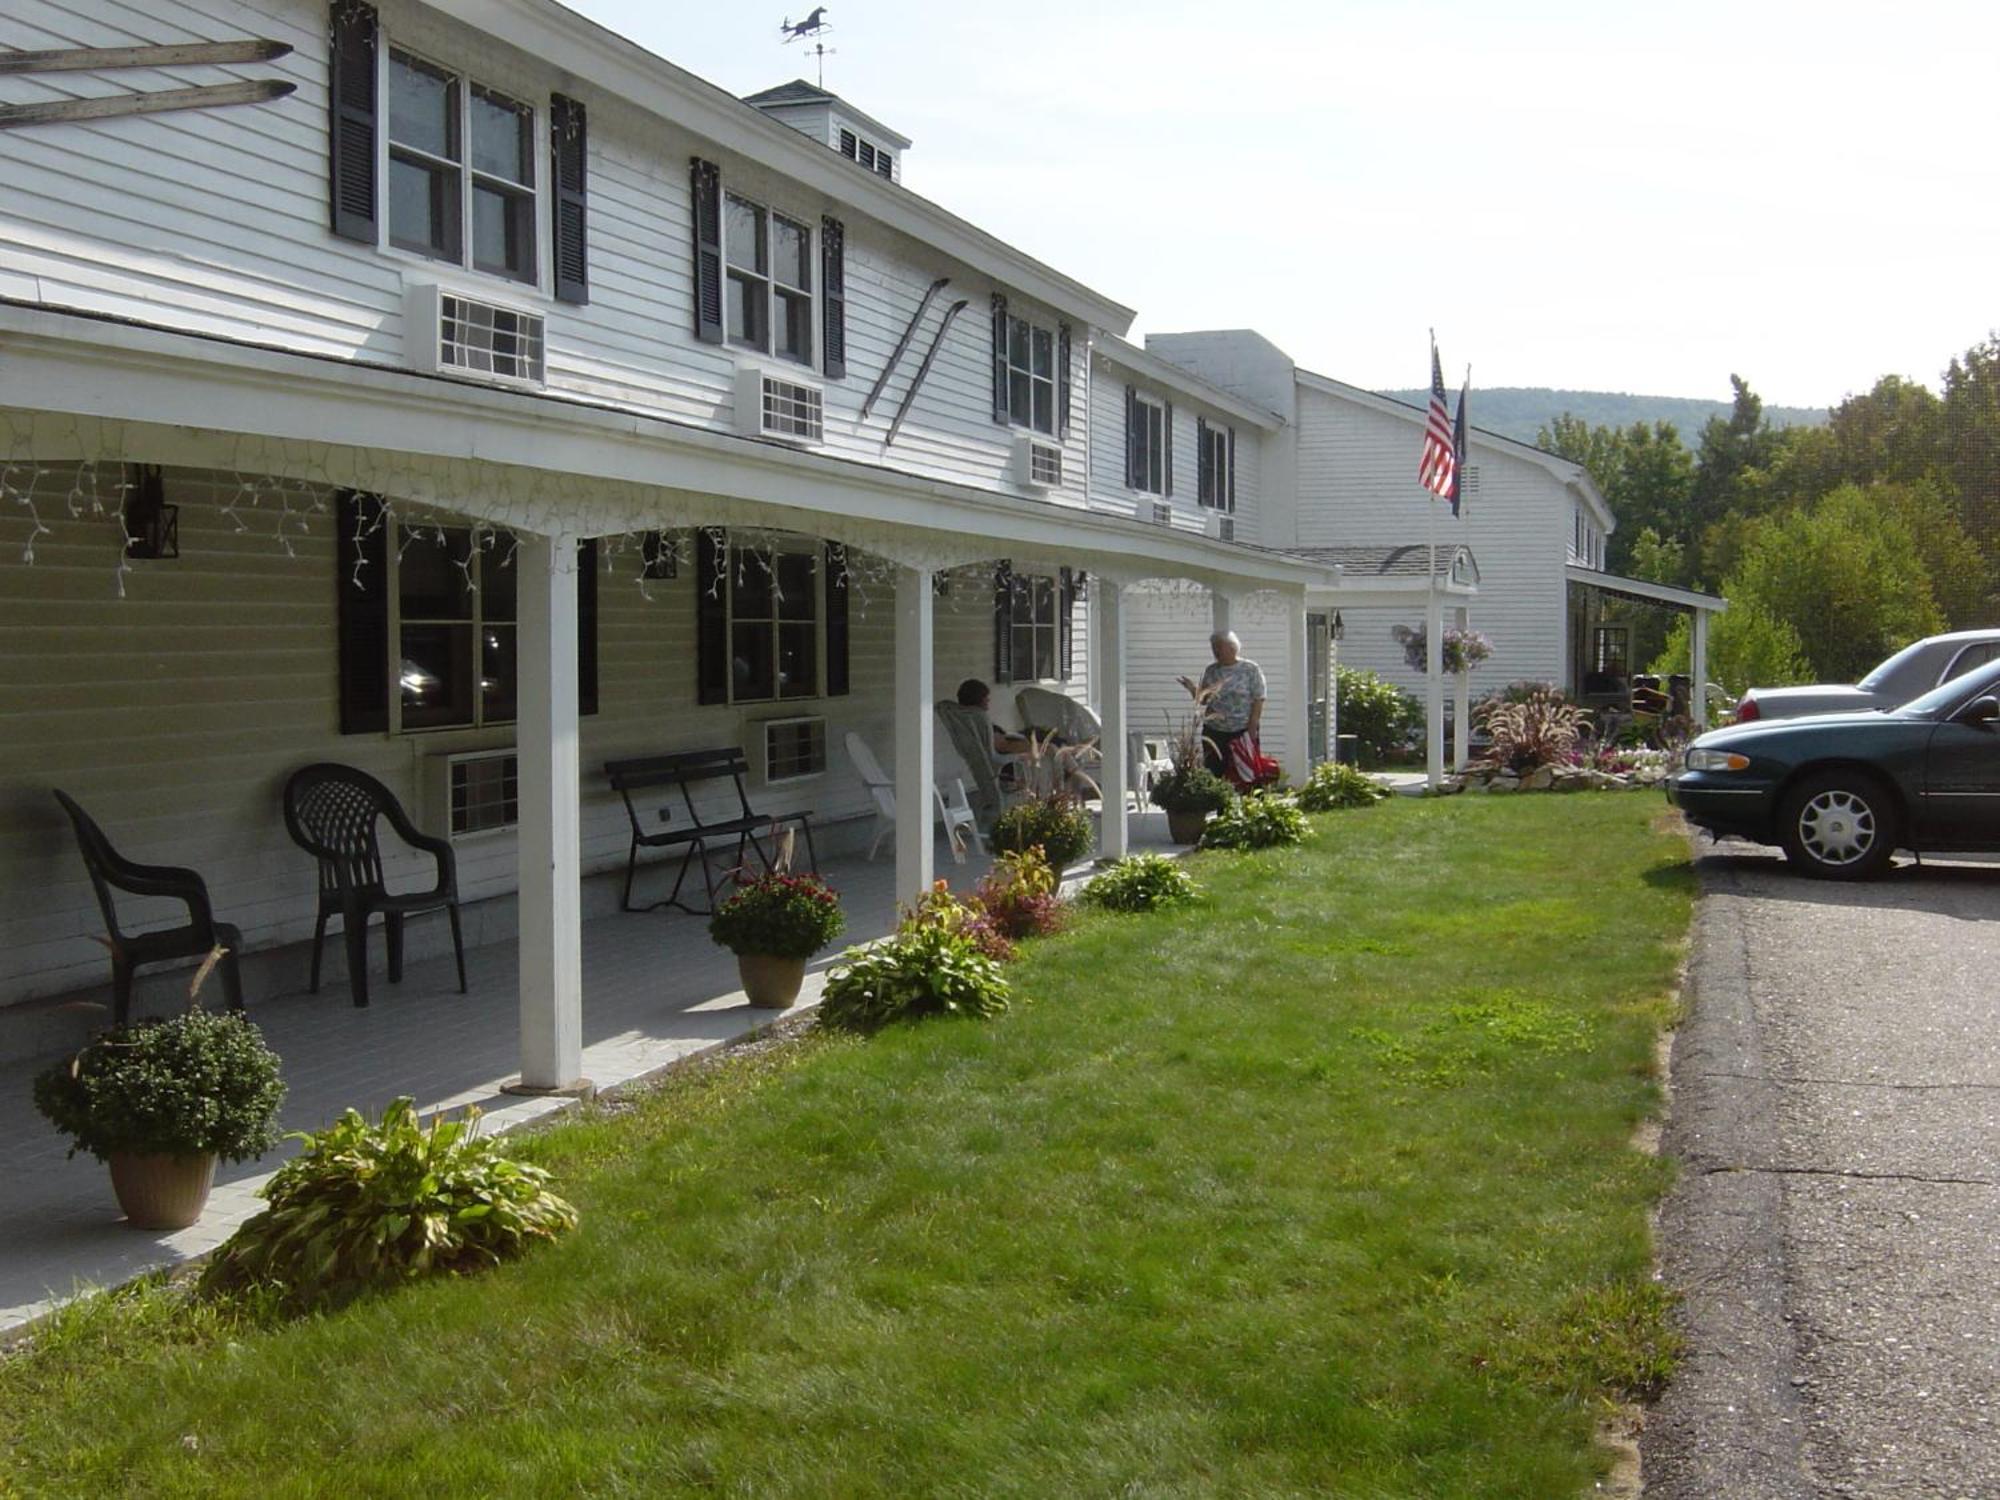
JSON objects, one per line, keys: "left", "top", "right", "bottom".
{"left": 1151, "top": 675, "right": 1234, "bottom": 843}
{"left": 708, "top": 868, "right": 847, "bottom": 1009}
{"left": 33, "top": 1007, "right": 285, "bottom": 1230}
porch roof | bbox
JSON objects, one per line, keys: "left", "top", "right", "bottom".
{"left": 1293, "top": 543, "right": 1480, "bottom": 603}
{"left": 1565, "top": 564, "right": 1727, "bottom": 614}
{"left": 0, "top": 302, "right": 1335, "bottom": 596}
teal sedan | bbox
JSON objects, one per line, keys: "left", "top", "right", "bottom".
{"left": 1667, "top": 656, "right": 2000, "bottom": 879}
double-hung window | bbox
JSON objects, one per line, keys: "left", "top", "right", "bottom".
{"left": 398, "top": 526, "right": 517, "bottom": 730}
{"left": 1197, "top": 421, "right": 1235, "bottom": 511}
{"left": 1131, "top": 395, "right": 1167, "bottom": 494}
{"left": 1005, "top": 315, "right": 1057, "bottom": 435}
{"left": 1006, "top": 572, "right": 1059, "bottom": 683}
{"left": 725, "top": 196, "right": 813, "bottom": 365}
{"left": 388, "top": 52, "right": 536, "bottom": 283}
{"left": 730, "top": 544, "right": 819, "bottom": 702}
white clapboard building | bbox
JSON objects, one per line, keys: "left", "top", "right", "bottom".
{"left": 0, "top": 0, "right": 1341, "bottom": 1085}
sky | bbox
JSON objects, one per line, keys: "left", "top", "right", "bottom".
{"left": 565, "top": 0, "right": 2000, "bottom": 408}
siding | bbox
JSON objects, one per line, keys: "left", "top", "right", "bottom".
{"left": 0, "top": 463, "right": 925, "bottom": 1007}
{"left": 0, "top": 0, "right": 1091, "bottom": 512}
{"left": 1085, "top": 350, "right": 1263, "bottom": 542}
{"left": 1124, "top": 586, "right": 1294, "bottom": 774}
{"left": 1295, "top": 386, "right": 1569, "bottom": 694}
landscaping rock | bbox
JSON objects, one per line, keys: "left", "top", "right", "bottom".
{"left": 1526, "top": 767, "right": 1555, "bottom": 791}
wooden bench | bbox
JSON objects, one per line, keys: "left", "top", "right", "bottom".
{"left": 605, "top": 750, "right": 818, "bottom": 915}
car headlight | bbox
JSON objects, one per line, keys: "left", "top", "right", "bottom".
{"left": 1684, "top": 748, "right": 1750, "bottom": 772}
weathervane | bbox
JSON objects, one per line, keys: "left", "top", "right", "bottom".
{"left": 779, "top": 9, "right": 837, "bottom": 88}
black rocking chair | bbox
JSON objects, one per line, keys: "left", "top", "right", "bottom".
{"left": 52, "top": 789, "right": 246, "bottom": 1024}
{"left": 282, "top": 763, "right": 466, "bottom": 1008}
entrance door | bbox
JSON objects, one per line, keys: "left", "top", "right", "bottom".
{"left": 1306, "top": 612, "right": 1330, "bottom": 763}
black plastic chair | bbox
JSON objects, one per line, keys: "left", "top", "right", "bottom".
{"left": 52, "top": 789, "right": 246, "bottom": 1024}
{"left": 282, "top": 763, "right": 466, "bottom": 1008}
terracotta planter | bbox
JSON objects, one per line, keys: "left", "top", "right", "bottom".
{"left": 737, "top": 953, "right": 808, "bottom": 1009}
{"left": 1166, "top": 809, "right": 1210, "bottom": 845}
{"left": 107, "top": 1151, "right": 218, "bottom": 1230}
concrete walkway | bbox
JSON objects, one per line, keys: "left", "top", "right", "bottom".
{"left": 2, "top": 817, "right": 1179, "bottom": 1335}
{"left": 1646, "top": 841, "right": 2000, "bottom": 1499}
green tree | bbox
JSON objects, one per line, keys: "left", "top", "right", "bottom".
{"left": 1537, "top": 415, "right": 1695, "bottom": 578}
{"left": 1625, "top": 527, "right": 1685, "bottom": 586}
{"left": 1689, "top": 375, "right": 1783, "bottom": 542}
{"left": 1651, "top": 600, "right": 1812, "bottom": 698}
{"left": 1941, "top": 336, "right": 2000, "bottom": 544}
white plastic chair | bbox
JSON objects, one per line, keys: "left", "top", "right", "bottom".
{"left": 1128, "top": 731, "right": 1174, "bottom": 812}
{"left": 844, "top": 732, "right": 981, "bottom": 864}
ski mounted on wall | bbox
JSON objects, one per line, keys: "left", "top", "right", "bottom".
{"left": 0, "top": 40, "right": 295, "bottom": 129}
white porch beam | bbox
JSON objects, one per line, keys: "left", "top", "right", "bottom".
{"left": 1452, "top": 605, "right": 1471, "bottom": 770}
{"left": 1285, "top": 594, "right": 1310, "bottom": 782}
{"left": 1094, "top": 580, "right": 1129, "bottom": 862}
{"left": 511, "top": 533, "right": 586, "bottom": 1095}
{"left": 894, "top": 563, "right": 935, "bottom": 901}
{"left": 1692, "top": 608, "right": 1710, "bottom": 728}
{"left": 1425, "top": 585, "right": 1445, "bottom": 791}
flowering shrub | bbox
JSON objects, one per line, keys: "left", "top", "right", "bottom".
{"left": 707, "top": 871, "right": 845, "bottom": 959}
{"left": 973, "top": 846, "right": 1067, "bottom": 943}
{"left": 1475, "top": 686, "right": 1589, "bottom": 774}
{"left": 1199, "top": 791, "right": 1310, "bottom": 851}
{"left": 1295, "top": 761, "right": 1391, "bottom": 812}
{"left": 1082, "top": 853, "right": 1200, "bottom": 913}
{"left": 818, "top": 889, "right": 1012, "bottom": 1032}
{"left": 992, "top": 792, "right": 1094, "bottom": 869}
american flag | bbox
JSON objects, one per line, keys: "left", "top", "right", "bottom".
{"left": 1417, "top": 341, "right": 1457, "bottom": 499}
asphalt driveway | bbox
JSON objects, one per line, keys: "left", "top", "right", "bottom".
{"left": 1644, "top": 840, "right": 2000, "bottom": 1499}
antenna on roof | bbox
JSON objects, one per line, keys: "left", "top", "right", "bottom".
{"left": 779, "top": 9, "right": 837, "bottom": 88}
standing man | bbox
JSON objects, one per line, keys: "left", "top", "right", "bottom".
{"left": 1199, "top": 630, "right": 1267, "bottom": 783}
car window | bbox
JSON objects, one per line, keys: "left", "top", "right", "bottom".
{"left": 1941, "top": 642, "right": 2000, "bottom": 684}
{"left": 1895, "top": 656, "right": 2000, "bottom": 719}
{"left": 1859, "top": 639, "right": 1938, "bottom": 692}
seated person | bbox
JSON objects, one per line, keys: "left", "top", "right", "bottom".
{"left": 956, "top": 679, "right": 1033, "bottom": 758}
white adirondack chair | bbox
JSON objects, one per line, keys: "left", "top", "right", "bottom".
{"left": 844, "top": 731, "right": 981, "bottom": 864}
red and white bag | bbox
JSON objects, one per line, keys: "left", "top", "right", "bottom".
{"left": 1227, "top": 734, "right": 1283, "bottom": 791}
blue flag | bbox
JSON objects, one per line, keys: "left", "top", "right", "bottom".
{"left": 1447, "top": 377, "right": 1468, "bottom": 516}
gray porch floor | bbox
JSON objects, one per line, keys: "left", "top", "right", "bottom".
{"left": 0, "top": 813, "right": 1179, "bottom": 1334}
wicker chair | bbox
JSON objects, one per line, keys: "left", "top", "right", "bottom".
{"left": 283, "top": 763, "right": 465, "bottom": 1008}
{"left": 53, "top": 789, "right": 245, "bottom": 1023}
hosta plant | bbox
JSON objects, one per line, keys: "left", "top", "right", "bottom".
{"left": 818, "top": 890, "right": 1011, "bottom": 1033}
{"left": 1081, "top": 853, "right": 1200, "bottom": 914}
{"left": 973, "top": 846, "right": 1067, "bottom": 942}
{"left": 34, "top": 1008, "right": 284, "bottom": 1164}
{"left": 1476, "top": 685, "right": 1590, "bottom": 774}
{"left": 992, "top": 792, "right": 1094, "bottom": 869}
{"left": 199, "top": 1097, "right": 578, "bottom": 1311}
{"left": 1199, "top": 791, "right": 1310, "bottom": 851}
{"left": 1295, "top": 761, "right": 1391, "bottom": 813}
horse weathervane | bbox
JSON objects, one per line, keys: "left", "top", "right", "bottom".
{"left": 779, "top": 9, "right": 837, "bottom": 87}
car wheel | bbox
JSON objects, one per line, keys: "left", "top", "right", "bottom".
{"left": 1777, "top": 771, "right": 1898, "bottom": 880}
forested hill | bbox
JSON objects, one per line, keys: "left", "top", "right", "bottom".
{"left": 1376, "top": 388, "right": 1828, "bottom": 446}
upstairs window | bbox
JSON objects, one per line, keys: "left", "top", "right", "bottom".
{"left": 1127, "top": 389, "right": 1168, "bottom": 495}
{"left": 725, "top": 195, "right": 813, "bottom": 365}
{"left": 1004, "top": 315, "right": 1057, "bottom": 435}
{"left": 1197, "top": 418, "right": 1235, "bottom": 512}
{"left": 388, "top": 52, "right": 535, "bottom": 283}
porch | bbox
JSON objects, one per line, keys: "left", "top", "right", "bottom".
{"left": 0, "top": 816, "right": 1181, "bottom": 1333}
{"left": 1564, "top": 565, "right": 1729, "bottom": 726}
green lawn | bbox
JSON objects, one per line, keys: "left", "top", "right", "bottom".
{"left": 1, "top": 795, "right": 1693, "bottom": 1499}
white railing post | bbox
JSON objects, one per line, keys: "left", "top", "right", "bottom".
{"left": 1692, "top": 607, "right": 1710, "bottom": 728}
{"left": 511, "top": 532, "right": 586, "bottom": 1095}
{"left": 1095, "top": 579, "right": 1129, "bottom": 861}
{"left": 1425, "top": 584, "right": 1444, "bottom": 791}
{"left": 894, "top": 563, "right": 935, "bottom": 900}
{"left": 1285, "top": 592, "right": 1310, "bottom": 781}
{"left": 1453, "top": 604, "right": 1471, "bottom": 770}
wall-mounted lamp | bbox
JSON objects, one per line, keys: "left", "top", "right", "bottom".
{"left": 1331, "top": 610, "right": 1345, "bottom": 643}
{"left": 123, "top": 464, "right": 178, "bottom": 560}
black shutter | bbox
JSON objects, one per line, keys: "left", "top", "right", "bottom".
{"left": 990, "top": 294, "right": 1009, "bottom": 424}
{"left": 1057, "top": 322, "right": 1073, "bottom": 441}
{"left": 696, "top": 527, "right": 729, "bottom": 704}
{"left": 821, "top": 216, "right": 847, "bottom": 381}
{"left": 825, "top": 542, "right": 851, "bottom": 697}
{"left": 577, "top": 537, "right": 600, "bottom": 716}
{"left": 1163, "top": 401, "right": 1175, "bottom": 497}
{"left": 328, "top": 1, "right": 378, "bottom": 245}
{"left": 336, "top": 490, "right": 389, "bottom": 734}
{"left": 1124, "top": 385, "right": 1139, "bottom": 489}
{"left": 550, "top": 94, "right": 589, "bottom": 305}
{"left": 992, "top": 560, "right": 1014, "bottom": 682}
{"left": 690, "top": 158, "right": 724, "bottom": 344}
{"left": 1197, "top": 415, "right": 1212, "bottom": 507}
{"left": 1059, "top": 567, "right": 1077, "bottom": 683}
{"left": 1226, "top": 426, "right": 1237, "bottom": 513}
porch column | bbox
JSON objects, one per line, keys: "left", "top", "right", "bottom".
{"left": 1095, "top": 580, "right": 1129, "bottom": 860}
{"left": 1425, "top": 584, "right": 1444, "bottom": 791}
{"left": 894, "top": 562, "right": 935, "bottom": 900}
{"left": 1211, "top": 589, "right": 1231, "bottom": 637}
{"left": 1285, "top": 593, "right": 1310, "bottom": 781}
{"left": 1452, "top": 605, "right": 1471, "bottom": 770}
{"left": 1691, "top": 607, "right": 1710, "bottom": 727}
{"left": 512, "top": 532, "right": 586, "bottom": 1095}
